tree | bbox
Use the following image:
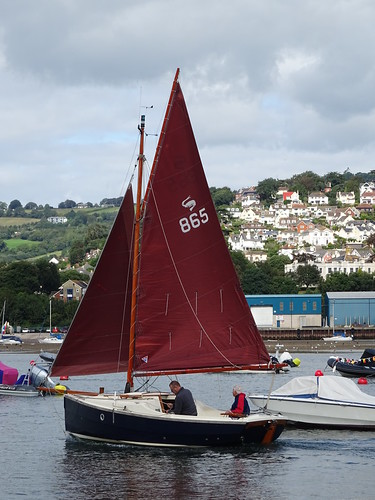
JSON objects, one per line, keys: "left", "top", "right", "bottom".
{"left": 8, "top": 199, "right": 22, "bottom": 210}
{"left": 58, "top": 199, "right": 77, "bottom": 209}
{"left": 256, "top": 178, "right": 279, "bottom": 206}
{"left": 289, "top": 171, "right": 324, "bottom": 200}
{"left": 230, "top": 250, "right": 250, "bottom": 285}
{"left": 210, "top": 187, "right": 234, "bottom": 207}
{"left": 25, "top": 202, "right": 38, "bottom": 210}
{"left": 100, "top": 197, "right": 122, "bottom": 207}
{"left": 59, "top": 269, "right": 87, "bottom": 283}
{"left": 85, "top": 223, "right": 108, "bottom": 242}
{"left": 242, "top": 264, "right": 272, "bottom": 294}
{"left": 264, "top": 239, "right": 281, "bottom": 258}
{"left": 0, "top": 261, "right": 39, "bottom": 293}
{"left": 293, "top": 264, "right": 321, "bottom": 289}
{"left": 270, "top": 275, "right": 298, "bottom": 294}
{"left": 42, "top": 205, "right": 57, "bottom": 218}
{"left": 69, "top": 240, "right": 86, "bottom": 265}
{"left": 324, "top": 171, "right": 344, "bottom": 189}
{"left": 34, "top": 259, "right": 60, "bottom": 293}
{"left": 366, "top": 233, "right": 375, "bottom": 248}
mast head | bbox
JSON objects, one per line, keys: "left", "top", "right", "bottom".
{"left": 140, "top": 114, "right": 145, "bottom": 130}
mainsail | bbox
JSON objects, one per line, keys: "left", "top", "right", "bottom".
{"left": 133, "top": 78, "right": 269, "bottom": 375}
{"left": 51, "top": 69, "right": 270, "bottom": 379}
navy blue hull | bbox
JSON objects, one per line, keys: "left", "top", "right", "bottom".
{"left": 328, "top": 358, "right": 375, "bottom": 378}
{"left": 334, "top": 362, "right": 375, "bottom": 378}
{"left": 64, "top": 396, "right": 284, "bottom": 447}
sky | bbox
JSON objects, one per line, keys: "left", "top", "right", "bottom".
{"left": 1, "top": 1, "right": 375, "bottom": 207}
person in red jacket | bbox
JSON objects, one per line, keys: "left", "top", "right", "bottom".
{"left": 223, "top": 385, "right": 250, "bottom": 417}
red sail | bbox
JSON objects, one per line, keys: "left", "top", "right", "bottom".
{"left": 134, "top": 82, "right": 269, "bottom": 375}
{"left": 51, "top": 186, "right": 134, "bottom": 376}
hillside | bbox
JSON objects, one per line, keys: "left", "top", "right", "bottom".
{"left": 0, "top": 206, "right": 118, "bottom": 263}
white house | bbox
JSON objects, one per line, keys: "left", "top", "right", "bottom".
{"left": 360, "top": 182, "right": 375, "bottom": 195}
{"left": 228, "top": 232, "right": 265, "bottom": 252}
{"left": 47, "top": 216, "right": 67, "bottom": 224}
{"left": 337, "top": 221, "right": 375, "bottom": 243}
{"left": 240, "top": 207, "right": 260, "bottom": 222}
{"left": 299, "top": 225, "right": 335, "bottom": 246}
{"left": 336, "top": 191, "right": 355, "bottom": 205}
{"left": 285, "top": 260, "right": 375, "bottom": 280}
{"left": 360, "top": 190, "right": 375, "bottom": 205}
{"left": 282, "top": 191, "right": 300, "bottom": 203}
{"left": 308, "top": 192, "right": 329, "bottom": 205}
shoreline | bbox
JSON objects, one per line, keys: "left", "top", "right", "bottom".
{"left": 1, "top": 335, "right": 374, "bottom": 356}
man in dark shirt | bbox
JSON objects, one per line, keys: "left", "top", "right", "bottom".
{"left": 167, "top": 380, "right": 197, "bottom": 416}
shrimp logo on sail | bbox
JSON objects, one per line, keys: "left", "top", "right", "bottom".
{"left": 182, "top": 196, "right": 196, "bottom": 211}
{"left": 179, "top": 196, "right": 209, "bottom": 234}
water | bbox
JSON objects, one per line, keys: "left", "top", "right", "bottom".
{"left": 1, "top": 351, "right": 375, "bottom": 499}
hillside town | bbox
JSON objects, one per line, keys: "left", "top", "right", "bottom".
{"left": 228, "top": 181, "right": 375, "bottom": 279}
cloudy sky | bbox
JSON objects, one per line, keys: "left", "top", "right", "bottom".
{"left": 1, "top": 1, "right": 375, "bottom": 206}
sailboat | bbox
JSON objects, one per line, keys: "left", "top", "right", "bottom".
{"left": 50, "top": 69, "right": 286, "bottom": 447}
{"left": 39, "top": 299, "right": 63, "bottom": 344}
{"left": 0, "top": 300, "right": 22, "bottom": 345}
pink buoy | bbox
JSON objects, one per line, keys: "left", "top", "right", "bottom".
{"left": 315, "top": 370, "right": 324, "bottom": 376}
{"left": 358, "top": 377, "right": 368, "bottom": 385}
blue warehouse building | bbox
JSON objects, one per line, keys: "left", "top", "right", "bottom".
{"left": 245, "top": 294, "right": 322, "bottom": 329}
{"left": 326, "top": 291, "right": 375, "bottom": 328}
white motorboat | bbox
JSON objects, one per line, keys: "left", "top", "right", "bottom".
{"left": 250, "top": 375, "right": 375, "bottom": 429}
{"left": 0, "top": 384, "right": 40, "bottom": 397}
{"left": 39, "top": 336, "right": 63, "bottom": 344}
{"left": 322, "top": 331, "right": 353, "bottom": 342}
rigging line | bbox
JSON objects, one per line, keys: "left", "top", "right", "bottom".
{"left": 118, "top": 125, "right": 140, "bottom": 199}
{"left": 147, "top": 182, "right": 240, "bottom": 368}
{"left": 141, "top": 73, "right": 179, "bottom": 215}
{"left": 264, "top": 370, "right": 276, "bottom": 410}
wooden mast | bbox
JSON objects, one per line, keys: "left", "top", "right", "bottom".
{"left": 126, "top": 69, "right": 180, "bottom": 390}
{"left": 126, "top": 113, "right": 145, "bottom": 391}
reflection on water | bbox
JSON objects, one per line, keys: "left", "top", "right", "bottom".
{"left": 59, "top": 439, "right": 282, "bottom": 500}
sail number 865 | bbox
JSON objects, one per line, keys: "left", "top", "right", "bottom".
{"left": 179, "top": 208, "right": 209, "bottom": 233}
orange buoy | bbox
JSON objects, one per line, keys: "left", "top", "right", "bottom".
{"left": 358, "top": 377, "right": 368, "bottom": 384}
{"left": 315, "top": 370, "right": 324, "bottom": 376}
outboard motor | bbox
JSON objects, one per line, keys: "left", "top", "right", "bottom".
{"left": 28, "top": 363, "right": 55, "bottom": 389}
{"left": 279, "top": 351, "right": 301, "bottom": 367}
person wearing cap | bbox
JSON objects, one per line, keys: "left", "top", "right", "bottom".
{"left": 223, "top": 385, "right": 250, "bottom": 417}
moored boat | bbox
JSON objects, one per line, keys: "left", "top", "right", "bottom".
{"left": 322, "top": 331, "right": 353, "bottom": 342}
{"left": 0, "top": 301, "right": 22, "bottom": 345}
{"left": 327, "top": 349, "right": 375, "bottom": 377}
{"left": 39, "top": 336, "right": 63, "bottom": 344}
{"left": 51, "top": 69, "right": 286, "bottom": 447}
{"left": 0, "top": 353, "right": 59, "bottom": 397}
{"left": 0, "top": 360, "right": 39, "bottom": 397}
{"left": 0, "top": 384, "right": 40, "bottom": 397}
{"left": 250, "top": 375, "right": 375, "bottom": 429}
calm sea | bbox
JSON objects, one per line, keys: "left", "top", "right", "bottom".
{"left": 1, "top": 349, "right": 375, "bottom": 499}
